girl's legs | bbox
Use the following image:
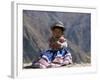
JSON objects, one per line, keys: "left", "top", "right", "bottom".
{"left": 38, "top": 58, "right": 50, "bottom": 68}
{"left": 33, "top": 50, "right": 54, "bottom": 68}
{"left": 53, "top": 50, "right": 64, "bottom": 64}
{"left": 53, "top": 48, "right": 73, "bottom": 65}
{"left": 62, "top": 52, "right": 73, "bottom": 66}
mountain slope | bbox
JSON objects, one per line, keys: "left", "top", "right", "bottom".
{"left": 23, "top": 10, "right": 91, "bottom": 64}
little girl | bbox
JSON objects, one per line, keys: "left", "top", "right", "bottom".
{"left": 32, "top": 22, "right": 72, "bottom": 68}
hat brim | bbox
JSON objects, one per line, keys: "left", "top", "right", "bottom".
{"left": 51, "top": 26, "right": 66, "bottom": 31}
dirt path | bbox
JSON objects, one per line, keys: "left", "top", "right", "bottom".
{"left": 23, "top": 63, "right": 91, "bottom": 69}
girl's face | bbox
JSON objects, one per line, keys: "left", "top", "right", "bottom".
{"left": 52, "top": 28, "right": 63, "bottom": 38}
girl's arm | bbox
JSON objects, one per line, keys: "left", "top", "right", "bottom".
{"left": 49, "top": 37, "right": 61, "bottom": 49}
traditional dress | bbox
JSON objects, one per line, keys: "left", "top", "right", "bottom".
{"left": 32, "top": 36, "right": 72, "bottom": 68}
